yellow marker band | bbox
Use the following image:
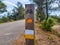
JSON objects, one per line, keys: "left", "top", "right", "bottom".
{"left": 25, "top": 34, "right": 34, "bottom": 39}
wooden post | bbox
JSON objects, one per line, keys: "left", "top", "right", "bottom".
{"left": 25, "top": 4, "right": 35, "bottom": 45}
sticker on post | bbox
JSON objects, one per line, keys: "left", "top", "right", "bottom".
{"left": 25, "top": 30, "right": 34, "bottom": 39}
{"left": 26, "top": 18, "right": 33, "bottom": 23}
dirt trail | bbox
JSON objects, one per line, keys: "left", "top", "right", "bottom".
{"left": 52, "top": 25, "right": 60, "bottom": 34}
{"left": 12, "top": 24, "right": 60, "bottom": 45}
{"left": 35, "top": 28, "right": 60, "bottom": 45}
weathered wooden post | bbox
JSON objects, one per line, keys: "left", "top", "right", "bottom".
{"left": 25, "top": 4, "right": 35, "bottom": 45}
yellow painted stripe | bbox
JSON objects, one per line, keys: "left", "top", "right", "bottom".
{"left": 25, "top": 34, "right": 34, "bottom": 39}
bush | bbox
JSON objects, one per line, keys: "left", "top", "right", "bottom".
{"left": 41, "top": 18, "right": 55, "bottom": 31}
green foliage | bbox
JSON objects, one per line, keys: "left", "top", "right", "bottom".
{"left": 0, "top": 1, "right": 7, "bottom": 13}
{"left": 19, "top": 5, "right": 25, "bottom": 18}
{"left": 0, "top": 2, "right": 25, "bottom": 24}
{"left": 48, "top": 35, "right": 53, "bottom": 40}
{"left": 33, "top": 0, "right": 60, "bottom": 22}
{"left": 0, "top": 16, "right": 8, "bottom": 23}
{"left": 12, "top": 2, "right": 25, "bottom": 20}
{"left": 33, "top": 0, "right": 46, "bottom": 22}
{"left": 0, "top": 18, "right": 3, "bottom": 23}
{"left": 41, "top": 18, "right": 55, "bottom": 31}
{"left": 51, "top": 15, "right": 60, "bottom": 24}
{"left": 36, "top": 9, "right": 46, "bottom": 21}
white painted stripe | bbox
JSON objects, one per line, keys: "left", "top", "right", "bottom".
{"left": 25, "top": 30, "right": 34, "bottom": 34}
